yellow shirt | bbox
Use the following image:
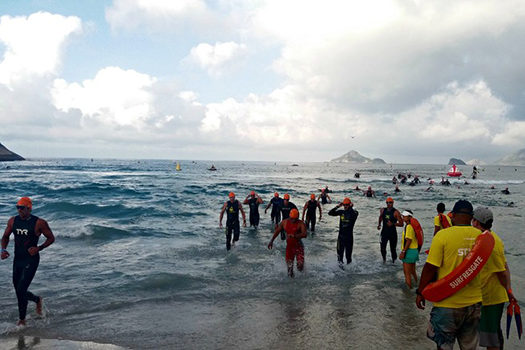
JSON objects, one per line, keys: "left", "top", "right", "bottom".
{"left": 479, "top": 231, "right": 508, "bottom": 306}
{"left": 426, "top": 225, "right": 482, "bottom": 308}
{"left": 434, "top": 214, "right": 452, "bottom": 230}
{"left": 402, "top": 224, "right": 418, "bottom": 250}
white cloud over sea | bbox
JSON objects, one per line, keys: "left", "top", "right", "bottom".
{"left": 1, "top": 1, "right": 525, "bottom": 163}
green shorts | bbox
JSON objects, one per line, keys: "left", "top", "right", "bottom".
{"left": 479, "top": 303, "right": 504, "bottom": 348}
{"left": 401, "top": 248, "right": 419, "bottom": 263}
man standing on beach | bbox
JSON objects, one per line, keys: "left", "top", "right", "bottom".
{"left": 219, "top": 192, "right": 246, "bottom": 250}
{"left": 377, "top": 197, "right": 403, "bottom": 263}
{"left": 416, "top": 200, "right": 482, "bottom": 350}
{"left": 268, "top": 209, "right": 307, "bottom": 277}
{"left": 472, "top": 207, "right": 515, "bottom": 350}
{"left": 243, "top": 191, "right": 263, "bottom": 228}
{"left": 1, "top": 197, "right": 55, "bottom": 326}
{"left": 328, "top": 197, "right": 358, "bottom": 268}
{"left": 302, "top": 194, "right": 322, "bottom": 232}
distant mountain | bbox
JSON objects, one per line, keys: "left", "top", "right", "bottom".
{"left": 448, "top": 158, "right": 466, "bottom": 165}
{"left": 497, "top": 148, "right": 525, "bottom": 166}
{"left": 331, "top": 150, "right": 386, "bottom": 164}
{"left": 0, "top": 143, "right": 24, "bottom": 161}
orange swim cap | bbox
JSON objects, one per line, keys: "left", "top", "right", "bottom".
{"left": 229, "top": 192, "right": 235, "bottom": 198}
{"left": 386, "top": 197, "right": 394, "bottom": 203}
{"left": 274, "top": 192, "right": 279, "bottom": 197}
{"left": 250, "top": 191, "right": 255, "bottom": 196}
{"left": 284, "top": 194, "right": 290, "bottom": 200}
{"left": 310, "top": 194, "right": 315, "bottom": 200}
{"left": 289, "top": 208, "right": 299, "bottom": 219}
{"left": 343, "top": 197, "right": 351, "bottom": 205}
{"left": 17, "top": 197, "right": 32, "bottom": 209}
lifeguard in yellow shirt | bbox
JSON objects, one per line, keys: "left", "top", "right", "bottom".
{"left": 472, "top": 207, "right": 515, "bottom": 350}
{"left": 416, "top": 200, "right": 482, "bottom": 350}
{"left": 400, "top": 210, "right": 419, "bottom": 289}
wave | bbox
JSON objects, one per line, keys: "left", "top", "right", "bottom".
{"left": 42, "top": 202, "right": 151, "bottom": 218}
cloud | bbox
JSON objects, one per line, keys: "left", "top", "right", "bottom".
{"left": 0, "top": 12, "right": 82, "bottom": 88}
{"left": 106, "top": 0, "right": 210, "bottom": 31}
{"left": 187, "top": 41, "right": 248, "bottom": 76}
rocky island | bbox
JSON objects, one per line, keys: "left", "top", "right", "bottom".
{"left": 0, "top": 142, "right": 25, "bottom": 161}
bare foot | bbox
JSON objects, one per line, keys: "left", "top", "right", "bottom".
{"left": 17, "top": 319, "right": 26, "bottom": 326}
{"left": 36, "top": 296, "right": 43, "bottom": 316}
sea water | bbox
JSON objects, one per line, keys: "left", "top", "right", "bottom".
{"left": 0, "top": 159, "right": 523, "bottom": 349}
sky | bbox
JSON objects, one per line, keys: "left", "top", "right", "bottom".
{"left": 1, "top": 0, "right": 525, "bottom": 164}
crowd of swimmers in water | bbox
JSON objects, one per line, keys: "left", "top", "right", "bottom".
{"left": 218, "top": 172, "right": 518, "bottom": 349}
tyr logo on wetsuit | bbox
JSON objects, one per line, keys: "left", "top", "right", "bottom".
{"left": 13, "top": 215, "right": 40, "bottom": 260}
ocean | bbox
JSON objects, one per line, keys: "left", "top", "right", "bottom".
{"left": 0, "top": 159, "right": 523, "bottom": 349}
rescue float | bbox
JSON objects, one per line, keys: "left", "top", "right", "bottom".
{"left": 447, "top": 164, "right": 462, "bottom": 177}
{"left": 422, "top": 230, "right": 495, "bottom": 302}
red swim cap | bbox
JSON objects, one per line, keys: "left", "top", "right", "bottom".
{"left": 17, "top": 197, "right": 32, "bottom": 209}
{"left": 250, "top": 191, "right": 255, "bottom": 196}
{"left": 289, "top": 208, "right": 299, "bottom": 219}
{"left": 274, "top": 192, "right": 279, "bottom": 197}
{"left": 343, "top": 197, "right": 351, "bottom": 205}
{"left": 229, "top": 192, "right": 235, "bottom": 198}
{"left": 310, "top": 194, "right": 315, "bottom": 200}
{"left": 284, "top": 194, "right": 290, "bottom": 200}
{"left": 386, "top": 197, "right": 394, "bottom": 203}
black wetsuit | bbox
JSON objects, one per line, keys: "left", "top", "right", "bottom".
{"left": 247, "top": 197, "right": 260, "bottom": 227}
{"left": 305, "top": 200, "right": 319, "bottom": 231}
{"left": 269, "top": 197, "right": 283, "bottom": 224}
{"left": 329, "top": 207, "right": 359, "bottom": 264}
{"left": 380, "top": 207, "right": 399, "bottom": 263}
{"left": 225, "top": 200, "right": 241, "bottom": 250}
{"left": 365, "top": 189, "right": 374, "bottom": 197}
{"left": 12, "top": 215, "right": 41, "bottom": 321}
{"left": 320, "top": 193, "right": 329, "bottom": 204}
{"left": 280, "top": 202, "right": 297, "bottom": 239}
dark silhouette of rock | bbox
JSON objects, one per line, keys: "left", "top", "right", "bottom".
{"left": 448, "top": 158, "right": 466, "bottom": 165}
{"left": 331, "top": 150, "right": 386, "bottom": 164}
{"left": 0, "top": 143, "right": 24, "bottom": 161}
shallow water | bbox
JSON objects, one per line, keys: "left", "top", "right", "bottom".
{"left": 0, "top": 159, "right": 523, "bottom": 349}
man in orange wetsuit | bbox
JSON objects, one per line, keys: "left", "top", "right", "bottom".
{"left": 268, "top": 209, "right": 307, "bottom": 277}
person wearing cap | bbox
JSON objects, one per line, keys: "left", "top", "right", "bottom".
{"left": 317, "top": 189, "right": 332, "bottom": 205}
{"left": 434, "top": 202, "right": 452, "bottom": 236}
{"left": 416, "top": 200, "right": 483, "bottom": 350}
{"left": 268, "top": 208, "right": 307, "bottom": 278}
{"left": 1, "top": 197, "right": 55, "bottom": 326}
{"left": 302, "top": 194, "right": 322, "bottom": 232}
{"left": 265, "top": 192, "right": 284, "bottom": 230}
{"left": 400, "top": 210, "right": 419, "bottom": 288}
{"left": 219, "top": 192, "right": 246, "bottom": 250}
{"left": 243, "top": 191, "right": 263, "bottom": 228}
{"left": 280, "top": 194, "right": 298, "bottom": 239}
{"left": 328, "top": 197, "right": 359, "bottom": 267}
{"left": 472, "top": 207, "right": 515, "bottom": 350}
{"left": 377, "top": 197, "right": 403, "bottom": 264}
{"left": 363, "top": 186, "right": 376, "bottom": 198}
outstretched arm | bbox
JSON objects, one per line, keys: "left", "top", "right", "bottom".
{"left": 268, "top": 222, "right": 284, "bottom": 249}
{"left": 415, "top": 263, "right": 438, "bottom": 310}
{"left": 29, "top": 219, "right": 55, "bottom": 256}
{"left": 1, "top": 217, "right": 14, "bottom": 260}
{"left": 219, "top": 202, "right": 227, "bottom": 228}
{"left": 239, "top": 203, "right": 247, "bottom": 227}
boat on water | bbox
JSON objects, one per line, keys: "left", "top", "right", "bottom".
{"left": 176, "top": 162, "right": 181, "bottom": 171}
{"left": 208, "top": 164, "right": 217, "bottom": 171}
{"left": 447, "top": 164, "right": 462, "bottom": 177}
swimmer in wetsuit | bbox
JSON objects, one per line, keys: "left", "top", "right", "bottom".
{"left": 280, "top": 194, "right": 298, "bottom": 239}
{"left": 265, "top": 192, "right": 284, "bottom": 230}
{"left": 1, "top": 197, "right": 55, "bottom": 326}
{"left": 318, "top": 189, "right": 332, "bottom": 205}
{"left": 243, "top": 191, "right": 263, "bottom": 228}
{"left": 328, "top": 197, "right": 359, "bottom": 267}
{"left": 219, "top": 192, "right": 246, "bottom": 250}
{"left": 377, "top": 197, "right": 403, "bottom": 263}
{"left": 268, "top": 209, "right": 307, "bottom": 278}
{"left": 363, "top": 186, "right": 376, "bottom": 198}
{"left": 302, "top": 194, "right": 322, "bottom": 232}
